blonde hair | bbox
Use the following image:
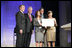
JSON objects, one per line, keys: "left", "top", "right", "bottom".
{"left": 48, "top": 10, "right": 53, "bottom": 14}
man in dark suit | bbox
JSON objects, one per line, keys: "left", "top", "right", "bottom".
{"left": 25, "top": 7, "right": 34, "bottom": 47}
{"left": 40, "top": 8, "right": 47, "bottom": 19}
{"left": 39, "top": 8, "right": 47, "bottom": 47}
{"left": 15, "top": 5, "right": 26, "bottom": 47}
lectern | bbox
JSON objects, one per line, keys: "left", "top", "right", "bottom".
{"left": 60, "top": 23, "right": 71, "bottom": 47}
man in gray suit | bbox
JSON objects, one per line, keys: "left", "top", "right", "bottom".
{"left": 25, "top": 7, "right": 34, "bottom": 47}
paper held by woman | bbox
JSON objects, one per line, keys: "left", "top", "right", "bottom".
{"left": 42, "top": 19, "right": 54, "bottom": 27}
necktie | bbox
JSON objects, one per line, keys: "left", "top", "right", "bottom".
{"left": 29, "top": 15, "right": 32, "bottom": 22}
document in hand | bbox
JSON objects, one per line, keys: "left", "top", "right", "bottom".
{"left": 42, "top": 19, "right": 54, "bottom": 27}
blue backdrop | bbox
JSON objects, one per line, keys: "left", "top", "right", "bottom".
{"left": 1, "top": 1, "right": 41, "bottom": 46}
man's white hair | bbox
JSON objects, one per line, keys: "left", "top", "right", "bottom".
{"left": 28, "top": 6, "right": 33, "bottom": 10}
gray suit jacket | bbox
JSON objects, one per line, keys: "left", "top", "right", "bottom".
{"left": 34, "top": 18, "right": 45, "bottom": 33}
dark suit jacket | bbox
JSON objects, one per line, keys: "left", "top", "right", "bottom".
{"left": 41, "top": 14, "right": 48, "bottom": 18}
{"left": 14, "top": 11, "right": 26, "bottom": 34}
{"left": 44, "top": 14, "right": 48, "bottom": 18}
{"left": 25, "top": 13, "right": 34, "bottom": 33}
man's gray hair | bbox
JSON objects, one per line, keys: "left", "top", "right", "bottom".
{"left": 28, "top": 6, "right": 33, "bottom": 10}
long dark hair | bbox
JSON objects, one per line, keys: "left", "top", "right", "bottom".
{"left": 35, "top": 11, "right": 41, "bottom": 18}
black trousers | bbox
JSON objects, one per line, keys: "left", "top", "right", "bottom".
{"left": 24, "top": 32, "right": 32, "bottom": 47}
{"left": 16, "top": 32, "right": 32, "bottom": 47}
{"left": 16, "top": 33, "right": 24, "bottom": 47}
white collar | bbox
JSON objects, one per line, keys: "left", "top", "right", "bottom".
{"left": 20, "top": 10, "right": 24, "bottom": 14}
{"left": 28, "top": 13, "right": 31, "bottom": 16}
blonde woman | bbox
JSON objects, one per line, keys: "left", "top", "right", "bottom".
{"left": 46, "top": 10, "right": 57, "bottom": 47}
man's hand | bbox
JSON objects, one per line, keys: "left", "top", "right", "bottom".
{"left": 20, "top": 29, "right": 23, "bottom": 34}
